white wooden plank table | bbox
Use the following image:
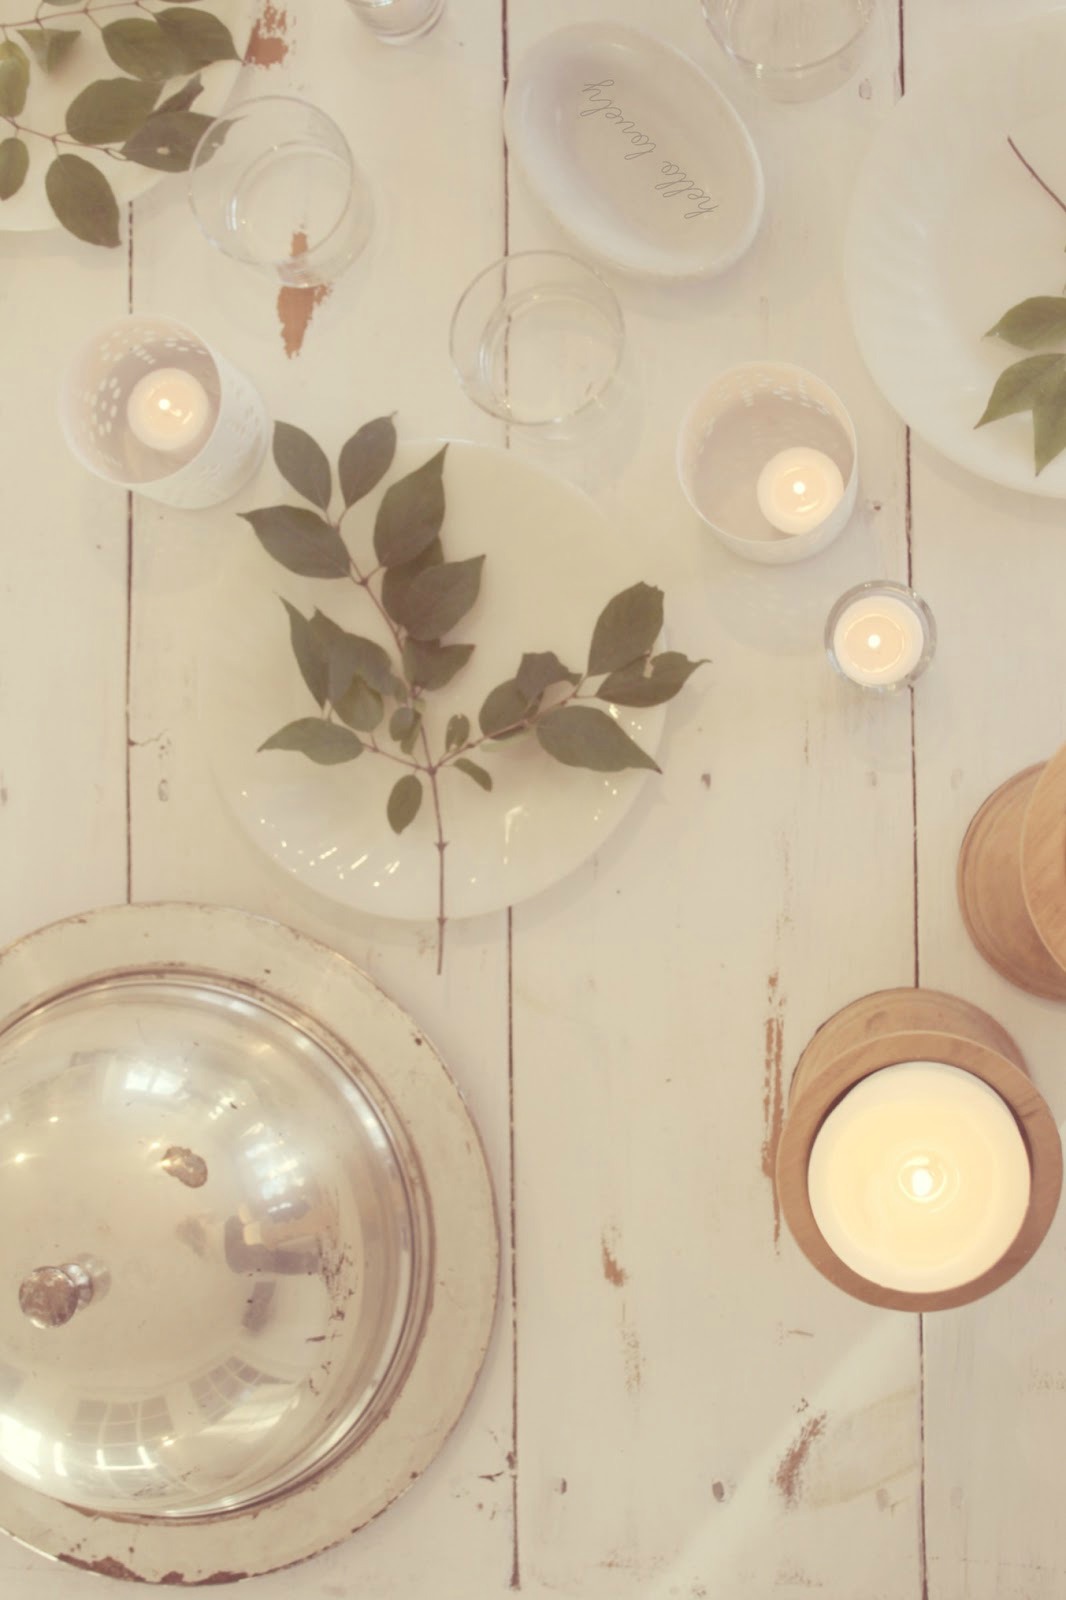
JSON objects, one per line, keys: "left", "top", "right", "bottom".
{"left": 1, "top": 0, "right": 1064, "bottom": 1596}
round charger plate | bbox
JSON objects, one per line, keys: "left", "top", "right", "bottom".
{"left": 0, "top": 903, "right": 498, "bottom": 1583}
{"left": 203, "top": 439, "right": 668, "bottom": 923}
{"left": 0, "top": 0, "right": 254, "bottom": 234}
{"left": 846, "top": 12, "right": 1066, "bottom": 497}
{"left": 504, "top": 23, "right": 763, "bottom": 279}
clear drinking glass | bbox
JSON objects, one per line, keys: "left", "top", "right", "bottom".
{"left": 449, "top": 252, "right": 625, "bottom": 435}
{"left": 701, "top": 0, "right": 874, "bottom": 101}
{"left": 346, "top": 0, "right": 444, "bottom": 43}
{"left": 188, "top": 97, "right": 374, "bottom": 288}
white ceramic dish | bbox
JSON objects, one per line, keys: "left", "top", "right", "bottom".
{"left": 0, "top": 0, "right": 253, "bottom": 233}
{"left": 504, "top": 23, "right": 764, "bottom": 279}
{"left": 204, "top": 440, "right": 667, "bottom": 923}
{"left": 846, "top": 13, "right": 1066, "bottom": 497}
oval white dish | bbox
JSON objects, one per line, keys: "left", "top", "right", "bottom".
{"left": 504, "top": 23, "right": 764, "bottom": 279}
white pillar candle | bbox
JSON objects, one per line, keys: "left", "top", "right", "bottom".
{"left": 807, "top": 1062, "right": 1031, "bottom": 1294}
{"left": 755, "top": 446, "right": 845, "bottom": 535}
{"left": 831, "top": 592, "right": 926, "bottom": 687}
{"left": 126, "top": 367, "right": 212, "bottom": 454}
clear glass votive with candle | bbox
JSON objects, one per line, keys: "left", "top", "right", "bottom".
{"left": 701, "top": 0, "right": 874, "bottom": 102}
{"left": 59, "top": 315, "right": 269, "bottom": 510}
{"left": 825, "top": 580, "right": 935, "bottom": 692}
{"left": 677, "top": 361, "right": 858, "bottom": 564}
{"left": 345, "top": 0, "right": 444, "bottom": 43}
{"left": 188, "top": 97, "right": 374, "bottom": 289}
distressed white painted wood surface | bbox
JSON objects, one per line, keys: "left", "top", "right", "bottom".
{"left": 2, "top": 0, "right": 1064, "bottom": 1596}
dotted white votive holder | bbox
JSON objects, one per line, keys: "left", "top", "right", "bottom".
{"left": 677, "top": 361, "right": 858, "bottom": 564}
{"left": 60, "top": 315, "right": 270, "bottom": 510}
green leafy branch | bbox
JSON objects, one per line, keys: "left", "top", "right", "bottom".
{"left": 0, "top": 0, "right": 237, "bottom": 246}
{"left": 977, "top": 138, "right": 1066, "bottom": 473}
{"left": 244, "top": 416, "right": 707, "bottom": 973}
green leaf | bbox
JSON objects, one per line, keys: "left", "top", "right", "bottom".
{"left": 339, "top": 415, "right": 396, "bottom": 508}
{"left": 453, "top": 757, "right": 492, "bottom": 792}
{"left": 389, "top": 706, "right": 422, "bottom": 754}
{"left": 373, "top": 446, "right": 447, "bottom": 567}
{"left": 333, "top": 676, "right": 383, "bottom": 733}
{"left": 17, "top": 27, "right": 79, "bottom": 72}
{"left": 987, "top": 297, "right": 1066, "bottom": 351}
{"left": 597, "top": 651, "right": 706, "bottom": 708}
{"left": 281, "top": 598, "right": 328, "bottom": 709}
{"left": 536, "top": 705, "right": 660, "bottom": 773}
{"left": 101, "top": 18, "right": 182, "bottom": 80}
{"left": 389, "top": 555, "right": 484, "bottom": 642}
{"left": 273, "top": 422, "right": 332, "bottom": 510}
{"left": 445, "top": 714, "right": 469, "bottom": 751}
{"left": 259, "top": 718, "right": 364, "bottom": 765}
{"left": 402, "top": 637, "right": 473, "bottom": 691}
{"left": 66, "top": 77, "right": 160, "bottom": 145}
{"left": 387, "top": 773, "right": 423, "bottom": 834}
{"left": 309, "top": 611, "right": 401, "bottom": 700}
{"left": 587, "top": 583, "right": 664, "bottom": 675}
{"left": 240, "top": 506, "right": 350, "bottom": 578}
{"left": 156, "top": 72, "right": 204, "bottom": 114}
{"left": 121, "top": 108, "right": 213, "bottom": 171}
{"left": 976, "top": 353, "right": 1066, "bottom": 474}
{"left": 382, "top": 538, "right": 441, "bottom": 625}
{"left": 0, "top": 138, "right": 29, "bottom": 202}
{"left": 0, "top": 42, "right": 29, "bottom": 118}
{"left": 515, "top": 650, "right": 579, "bottom": 701}
{"left": 156, "top": 6, "right": 239, "bottom": 69}
{"left": 478, "top": 679, "right": 534, "bottom": 739}
{"left": 45, "top": 153, "right": 120, "bottom": 246}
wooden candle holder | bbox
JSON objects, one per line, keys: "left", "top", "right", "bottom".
{"left": 958, "top": 747, "right": 1066, "bottom": 1000}
{"left": 776, "top": 988, "right": 1062, "bottom": 1312}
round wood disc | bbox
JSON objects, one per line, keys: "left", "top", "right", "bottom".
{"left": 1023, "top": 743, "right": 1066, "bottom": 977}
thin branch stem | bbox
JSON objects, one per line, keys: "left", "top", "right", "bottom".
{"left": 1008, "top": 135, "right": 1066, "bottom": 219}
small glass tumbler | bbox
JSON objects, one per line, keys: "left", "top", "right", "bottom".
{"left": 59, "top": 315, "right": 270, "bottom": 510}
{"left": 346, "top": 0, "right": 444, "bottom": 43}
{"left": 701, "top": 0, "right": 874, "bottom": 102}
{"left": 188, "top": 96, "right": 374, "bottom": 288}
{"left": 450, "top": 251, "right": 625, "bottom": 436}
{"left": 825, "top": 581, "right": 936, "bottom": 693}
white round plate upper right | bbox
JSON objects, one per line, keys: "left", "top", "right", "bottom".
{"left": 846, "top": 13, "right": 1066, "bottom": 497}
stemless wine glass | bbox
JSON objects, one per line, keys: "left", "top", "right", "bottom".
{"left": 701, "top": 0, "right": 874, "bottom": 101}
{"left": 449, "top": 251, "right": 625, "bottom": 437}
{"left": 188, "top": 97, "right": 374, "bottom": 288}
{"left": 345, "top": 0, "right": 444, "bottom": 43}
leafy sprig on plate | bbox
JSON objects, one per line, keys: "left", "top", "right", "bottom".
{"left": 244, "top": 416, "right": 707, "bottom": 971}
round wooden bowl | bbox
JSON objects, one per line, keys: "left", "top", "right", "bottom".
{"left": 776, "top": 988, "right": 1062, "bottom": 1312}
{"left": 957, "top": 748, "right": 1066, "bottom": 1000}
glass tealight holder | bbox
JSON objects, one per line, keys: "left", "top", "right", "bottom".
{"left": 188, "top": 96, "right": 374, "bottom": 288}
{"left": 449, "top": 251, "right": 626, "bottom": 439}
{"left": 701, "top": 0, "right": 873, "bottom": 102}
{"left": 825, "top": 581, "right": 936, "bottom": 693}
{"left": 60, "top": 315, "right": 270, "bottom": 510}
{"left": 346, "top": 0, "right": 444, "bottom": 43}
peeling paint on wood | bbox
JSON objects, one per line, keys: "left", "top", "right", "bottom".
{"left": 621, "top": 1318, "right": 643, "bottom": 1395}
{"left": 278, "top": 249, "right": 331, "bottom": 358}
{"left": 761, "top": 970, "right": 785, "bottom": 1249}
{"left": 246, "top": 2, "right": 290, "bottom": 67}
{"left": 774, "top": 1411, "right": 828, "bottom": 1508}
{"left": 601, "top": 1231, "right": 627, "bottom": 1288}
{"left": 59, "top": 1553, "right": 142, "bottom": 1582}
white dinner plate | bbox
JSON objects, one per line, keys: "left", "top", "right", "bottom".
{"left": 203, "top": 440, "right": 668, "bottom": 923}
{"left": 0, "top": 0, "right": 253, "bottom": 233}
{"left": 504, "top": 23, "right": 763, "bottom": 279}
{"left": 846, "top": 13, "right": 1066, "bottom": 497}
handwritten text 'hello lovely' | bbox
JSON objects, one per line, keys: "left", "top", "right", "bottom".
{"left": 579, "top": 79, "right": 719, "bottom": 220}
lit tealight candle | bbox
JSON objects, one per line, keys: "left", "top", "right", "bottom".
{"left": 755, "top": 446, "right": 845, "bottom": 536}
{"left": 126, "top": 366, "right": 212, "bottom": 455}
{"left": 807, "top": 1062, "right": 1032, "bottom": 1294}
{"left": 828, "top": 584, "right": 933, "bottom": 689}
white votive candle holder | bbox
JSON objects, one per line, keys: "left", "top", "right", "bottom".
{"left": 60, "top": 315, "right": 270, "bottom": 510}
{"left": 677, "top": 361, "right": 858, "bottom": 564}
{"left": 826, "top": 580, "right": 935, "bottom": 692}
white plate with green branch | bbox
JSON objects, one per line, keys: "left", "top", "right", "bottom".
{"left": 0, "top": 0, "right": 252, "bottom": 243}
{"left": 202, "top": 421, "right": 706, "bottom": 968}
{"left": 846, "top": 12, "right": 1066, "bottom": 495}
